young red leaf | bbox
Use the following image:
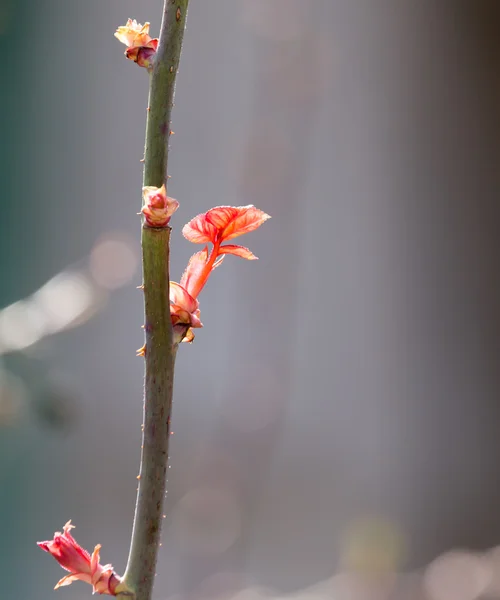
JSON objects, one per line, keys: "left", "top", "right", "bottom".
{"left": 205, "top": 205, "right": 270, "bottom": 242}
{"left": 182, "top": 205, "right": 270, "bottom": 244}
{"left": 182, "top": 213, "right": 218, "bottom": 244}
{"left": 180, "top": 247, "right": 209, "bottom": 297}
{"left": 37, "top": 521, "right": 121, "bottom": 595}
{"left": 218, "top": 244, "right": 258, "bottom": 260}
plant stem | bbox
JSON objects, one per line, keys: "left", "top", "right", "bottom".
{"left": 117, "top": 2, "right": 190, "bottom": 599}
{"left": 144, "top": 1, "right": 190, "bottom": 188}
{"left": 119, "top": 229, "right": 177, "bottom": 600}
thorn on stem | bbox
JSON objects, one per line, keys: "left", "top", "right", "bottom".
{"left": 136, "top": 344, "right": 147, "bottom": 357}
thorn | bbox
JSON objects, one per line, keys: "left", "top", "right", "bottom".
{"left": 140, "top": 158, "right": 145, "bottom": 163}
{"left": 136, "top": 475, "right": 141, "bottom": 480}
{"left": 137, "top": 284, "right": 144, "bottom": 289}
{"left": 167, "top": 175, "right": 172, "bottom": 179}
{"left": 136, "top": 344, "right": 146, "bottom": 357}
{"left": 147, "top": 106, "right": 150, "bottom": 111}
{"left": 169, "top": 130, "right": 175, "bottom": 135}
{"left": 141, "top": 324, "right": 145, "bottom": 329}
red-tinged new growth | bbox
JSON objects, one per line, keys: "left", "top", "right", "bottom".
{"left": 142, "top": 184, "right": 179, "bottom": 227}
{"left": 170, "top": 205, "right": 270, "bottom": 342}
{"left": 114, "top": 19, "right": 158, "bottom": 70}
{"left": 170, "top": 281, "right": 202, "bottom": 331}
{"left": 37, "top": 521, "right": 122, "bottom": 595}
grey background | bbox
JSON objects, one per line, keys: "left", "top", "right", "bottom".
{"left": 1, "top": 1, "right": 500, "bottom": 599}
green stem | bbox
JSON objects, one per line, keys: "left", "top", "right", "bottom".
{"left": 117, "top": 2, "right": 190, "bottom": 599}
{"left": 144, "top": 1, "right": 190, "bottom": 187}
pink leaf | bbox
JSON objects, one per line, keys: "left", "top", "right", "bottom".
{"left": 182, "top": 214, "right": 218, "bottom": 244}
{"left": 205, "top": 205, "right": 270, "bottom": 242}
{"left": 218, "top": 244, "right": 258, "bottom": 260}
{"left": 179, "top": 247, "right": 209, "bottom": 297}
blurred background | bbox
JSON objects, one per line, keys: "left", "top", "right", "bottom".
{"left": 1, "top": 1, "right": 500, "bottom": 599}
